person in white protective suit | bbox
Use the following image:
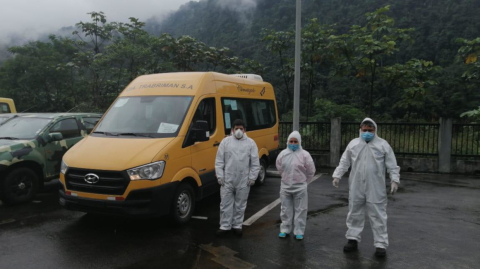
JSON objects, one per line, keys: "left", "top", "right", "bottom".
{"left": 215, "top": 119, "right": 260, "bottom": 237}
{"left": 332, "top": 118, "right": 400, "bottom": 257}
{"left": 276, "top": 131, "right": 316, "bottom": 240}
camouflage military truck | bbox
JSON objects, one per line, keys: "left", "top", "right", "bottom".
{"left": 0, "top": 113, "right": 101, "bottom": 204}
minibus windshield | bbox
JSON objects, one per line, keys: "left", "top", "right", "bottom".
{"left": 0, "top": 117, "right": 51, "bottom": 140}
{"left": 94, "top": 96, "right": 193, "bottom": 138}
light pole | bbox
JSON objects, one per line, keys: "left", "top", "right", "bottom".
{"left": 293, "top": 0, "right": 301, "bottom": 131}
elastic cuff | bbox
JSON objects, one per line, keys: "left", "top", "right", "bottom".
{"left": 346, "top": 236, "right": 361, "bottom": 243}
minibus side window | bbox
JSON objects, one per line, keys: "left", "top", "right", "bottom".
{"left": 184, "top": 98, "right": 216, "bottom": 147}
{"left": 222, "top": 98, "right": 276, "bottom": 134}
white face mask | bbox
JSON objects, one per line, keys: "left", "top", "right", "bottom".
{"left": 234, "top": 129, "right": 244, "bottom": 139}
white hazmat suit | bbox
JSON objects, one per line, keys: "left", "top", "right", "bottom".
{"left": 215, "top": 132, "right": 260, "bottom": 230}
{"left": 333, "top": 118, "right": 400, "bottom": 248}
{"left": 276, "top": 131, "right": 316, "bottom": 236}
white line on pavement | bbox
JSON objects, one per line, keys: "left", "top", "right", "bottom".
{"left": 243, "top": 173, "right": 323, "bottom": 226}
{"left": 192, "top": 216, "right": 208, "bottom": 220}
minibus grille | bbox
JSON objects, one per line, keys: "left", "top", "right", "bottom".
{"left": 65, "top": 168, "right": 130, "bottom": 195}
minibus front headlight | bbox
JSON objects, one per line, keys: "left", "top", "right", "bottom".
{"left": 60, "top": 160, "right": 68, "bottom": 174}
{"left": 127, "top": 161, "right": 166, "bottom": 181}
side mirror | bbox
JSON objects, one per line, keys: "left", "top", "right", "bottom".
{"left": 49, "top": 132, "right": 63, "bottom": 142}
{"left": 192, "top": 120, "right": 209, "bottom": 142}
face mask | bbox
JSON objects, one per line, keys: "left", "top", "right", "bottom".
{"left": 288, "top": 144, "right": 299, "bottom": 151}
{"left": 234, "top": 129, "right": 244, "bottom": 139}
{"left": 361, "top": 131, "right": 374, "bottom": 142}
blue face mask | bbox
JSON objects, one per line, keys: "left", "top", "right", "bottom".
{"left": 288, "top": 144, "right": 299, "bottom": 151}
{"left": 361, "top": 132, "right": 375, "bottom": 142}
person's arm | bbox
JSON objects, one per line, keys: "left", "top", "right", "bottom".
{"left": 385, "top": 144, "right": 400, "bottom": 184}
{"left": 215, "top": 139, "right": 227, "bottom": 182}
{"left": 276, "top": 151, "right": 285, "bottom": 176}
{"left": 248, "top": 140, "right": 261, "bottom": 181}
{"left": 332, "top": 143, "right": 352, "bottom": 179}
{"left": 305, "top": 152, "right": 316, "bottom": 183}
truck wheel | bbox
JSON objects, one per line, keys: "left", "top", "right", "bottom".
{"left": 0, "top": 167, "right": 39, "bottom": 205}
{"left": 170, "top": 183, "right": 195, "bottom": 224}
{"left": 256, "top": 159, "right": 267, "bottom": 186}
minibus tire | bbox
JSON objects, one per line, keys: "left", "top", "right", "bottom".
{"left": 170, "top": 183, "right": 196, "bottom": 224}
{"left": 255, "top": 159, "right": 267, "bottom": 186}
{"left": 0, "top": 167, "right": 39, "bottom": 205}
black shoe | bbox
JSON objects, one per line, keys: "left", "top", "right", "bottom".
{"left": 375, "top": 248, "right": 386, "bottom": 257}
{"left": 343, "top": 240, "right": 358, "bottom": 252}
{"left": 233, "top": 228, "right": 243, "bottom": 237}
{"left": 216, "top": 229, "right": 229, "bottom": 237}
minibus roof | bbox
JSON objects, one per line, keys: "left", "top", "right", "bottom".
{"left": 119, "top": 72, "right": 274, "bottom": 99}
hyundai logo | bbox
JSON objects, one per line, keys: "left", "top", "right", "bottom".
{"left": 84, "top": 173, "right": 100, "bottom": 184}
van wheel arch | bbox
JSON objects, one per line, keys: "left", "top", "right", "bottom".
{"left": 170, "top": 180, "right": 197, "bottom": 225}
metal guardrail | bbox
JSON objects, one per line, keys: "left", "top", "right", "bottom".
{"left": 342, "top": 122, "right": 440, "bottom": 156}
{"left": 279, "top": 121, "right": 480, "bottom": 157}
{"left": 452, "top": 124, "right": 480, "bottom": 157}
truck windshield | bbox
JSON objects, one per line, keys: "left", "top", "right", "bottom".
{"left": 94, "top": 96, "right": 193, "bottom": 138}
{"left": 0, "top": 117, "right": 51, "bottom": 140}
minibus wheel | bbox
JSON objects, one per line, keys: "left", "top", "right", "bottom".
{"left": 170, "top": 182, "right": 195, "bottom": 224}
{"left": 0, "top": 167, "right": 39, "bottom": 205}
{"left": 255, "top": 159, "right": 267, "bottom": 186}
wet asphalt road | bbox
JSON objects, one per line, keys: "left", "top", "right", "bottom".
{"left": 1, "top": 171, "right": 479, "bottom": 269}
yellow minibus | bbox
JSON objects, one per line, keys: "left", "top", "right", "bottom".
{"left": 59, "top": 72, "right": 279, "bottom": 223}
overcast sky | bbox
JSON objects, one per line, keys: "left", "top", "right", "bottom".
{"left": 0, "top": 0, "right": 197, "bottom": 45}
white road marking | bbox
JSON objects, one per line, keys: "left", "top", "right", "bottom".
{"left": 192, "top": 216, "right": 208, "bottom": 220}
{"left": 243, "top": 173, "right": 323, "bottom": 226}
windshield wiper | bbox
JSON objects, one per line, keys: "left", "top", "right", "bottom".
{"left": 117, "top": 133, "right": 154, "bottom": 138}
{"left": 92, "top": 131, "right": 119, "bottom": 136}
{"left": 0, "top": 137, "right": 20, "bottom": 140}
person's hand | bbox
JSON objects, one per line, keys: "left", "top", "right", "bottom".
{"left": 218, "top": 178, "right": 224, "bottom": 186}
{"left": 391, "top": 181, "right": 399, "bottom": 194}
{"left": 248, "top": 180, "right": 255, "bottom": 186}
{"left": 332, "top": 178, "right": 340, "bottom": 188}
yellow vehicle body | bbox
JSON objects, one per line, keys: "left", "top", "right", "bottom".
{"left": 59, "top": 72, "right": 279, "bottom": 221}
{"left": 0, "top": 98, "right": 16, "bottom": 113}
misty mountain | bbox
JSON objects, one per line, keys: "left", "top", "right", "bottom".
{"left": 147, "top": 0, "right": 480, "bottom": 67}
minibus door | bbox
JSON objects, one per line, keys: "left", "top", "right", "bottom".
{"left": 187, "top": 97, "right": 222, "bottom": 197}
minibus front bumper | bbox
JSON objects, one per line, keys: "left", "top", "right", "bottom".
{"left": 59, "top": 182, "right": 179, "bottom": 217}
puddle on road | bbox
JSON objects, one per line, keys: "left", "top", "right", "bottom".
{"left": 200, "top": 243, "right": 256, "bottom": 269}
{"left": 307, "top": 203, "right": 348, "bottom": 218}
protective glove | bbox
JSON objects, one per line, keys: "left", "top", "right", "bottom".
{"left": 248, "top": 179, "right": 256, "bottom": 186}
{"left": 391, "top": 181, "right": 399, "bottom": 194}
{"left": 218, "top": 178, "right": 224, "bottom": 186}
{"left": 332, "top": 178, "right": 340, "bottom": 188}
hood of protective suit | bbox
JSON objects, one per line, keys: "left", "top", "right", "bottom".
{"left": 359, "top": 117, "right": 378, "bottom": 140}
{"left": 287, "top": 131, "right": 302, "bottom": 150}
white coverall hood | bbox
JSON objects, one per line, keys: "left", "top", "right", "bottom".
{"left": 286, "top": 130, "right": 303, "bottom": 150}
{"left": 359, "top": 117, "right": 378, "bottom": 139}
